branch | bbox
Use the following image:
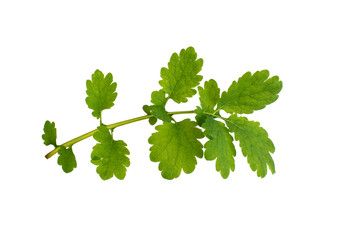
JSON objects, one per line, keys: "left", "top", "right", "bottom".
{"left": 45, "top": 110, "right": 195, "bottom": 159}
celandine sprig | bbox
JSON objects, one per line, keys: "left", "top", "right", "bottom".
{"left": 42, "top": 47, "right": 283, "bottom": 180}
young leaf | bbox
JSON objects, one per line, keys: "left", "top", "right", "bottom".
{"left": 151, "top": 90, "right": 167, "bottom": 106}
{"left": 149, "top": 90, "right": 172, "bottom": 122}
{"left": 91, "top": 125, "right": 130, "bottom": 180}
{"left": 148, "top": 117, "right": 158, "bottom": 125}
{"left": 42, "top": 120, "right": 57, "bottom": 147}
{"left": 159, "top": 47, "right": 203, "bottom": 103}
{"left": 194, "top": 107, "right": 207, "bottom": 127}
{"left": 198, "top": 79, "right": 220, "bottom": 113}
{"left": 150, "top": 105, "right": 172, "bottom": 122}
{"left": 148, "top": 119, "right": 204, "bottom": 179}
{"left": 85, "top": 69, "right": 117, "bottom": 119}
{"left": 143, "top": 105, "right": 157, "bottom": 125}
{"left": 202, "top": 116, "right": 236, "bottom": 179}
{"left": 226, "top": 115, "right": 275, "bottom": 178}
{"left": 58, "top": 146, "right": 77, "bottom": 173}
{"left": 218, "top": 70, "right": 282, "bottom": 114}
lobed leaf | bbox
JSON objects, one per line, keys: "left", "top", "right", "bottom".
{"left": 143, "top": 105, "right": 157, "bottom": 125}
{"left": 58, "top": 146, "right": 77, "bottom": 173}
{"left": 198, "top": 79, "right": 220, "bottom": 113}
{"left": 148, "top": 119, "right": 204, "bottom": 179}
{"left": 151, "top": 90, "right": 167, "bottom": 106}
{"left": 218, "top": 70, "right": 282, "bottom": 114}
{"left": 42, "top": 120, "right": 57, "bottom": 147}
{"left": 159, "top": 47, "right": 203, "bottom": 103}
{"left": 202, "top": 116, "right": 236, "bottom": 179}
{"left": 91, "top": 126, "right": 130, "bottom": 180}
{"left": 226, "top": 115, "right": 275, "bottom": 178}
{"left": 149, "top": 90, "right": 172, "bottom": 122}
{"left": 85, "top": 69, "right": 117, "bottom": 119}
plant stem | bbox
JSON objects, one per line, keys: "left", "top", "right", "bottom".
{"left": 45, "top": 110, "right": 195, "bottom": 159}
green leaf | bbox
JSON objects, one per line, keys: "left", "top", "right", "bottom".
{"left": 202, "top": 117, "right": 236, "bottom": 179}
{"left": 143, "top": 105, "right": 158, "bottom": 125}
{"left": 150, "top": 105, "right": 172, "bottom": 122}
{"left": 148, "top": 117, "right": 158, "bottom": 125}
{"left": 151, "top": 90, "right": 167, "bottom": 106}
{"left": 142, "top": 105, "right": 151, "bottom": 115}
{"left": 198, "top": 79, "right": 220, "bottom": 112}
{"left": 148, "top": 119, "right": 204, "bottom": 179}
{"left": 194, "top": 107, "right": 207, "bottom": 127}
{"left": 226, "top": 115, "right": 275, "bottom": 178}
{"left": 149, "top": 90, "right": 172, "bottom": 122}
{"left": 218, "top": 70, "right": 282, "bottom": 114}
{"left": 58, "top": 146, "right": 77, "bottom": 173}
{"left": 143, "top": 105, "right": 157, "bottom": 125}
{"left": 42, "top": 120, "right": 57, "bottom": 147}
{"left": 85, "top": 69, "right": 118, "bottom": 119}
{"left": 159, "top": 47, "right": 203, "bottom": 103}
{"left": 91, "top": 125, "right": 130, "bottom": 180}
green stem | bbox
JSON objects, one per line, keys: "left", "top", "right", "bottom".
{"left": 202, "top": 111, "right": 245, "bottom": 132}
{"left": 45, "top": 110, "right": 195, "bottom": 159}
{"left": 203, "top": 111, "right": 226, "bottom": 121}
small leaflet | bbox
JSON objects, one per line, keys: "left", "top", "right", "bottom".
{"left": 58, "top": 146, "right": 77, "bottom": 173}
{"left": 198, "top": 79, "right": 220, "bottom": 112}
{"left": 42, "top": 120, "right": 57, "bottom": 147}
{"left": 85, "top": 69, "right": 118, "bottom": 119}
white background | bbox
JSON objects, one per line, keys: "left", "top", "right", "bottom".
{"left": 1, "top": 0, "right": 359, "bottom": 239}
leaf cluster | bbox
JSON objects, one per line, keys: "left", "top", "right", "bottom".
{"left": 42, "top": 47, "right": 282, "bottom": 180}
